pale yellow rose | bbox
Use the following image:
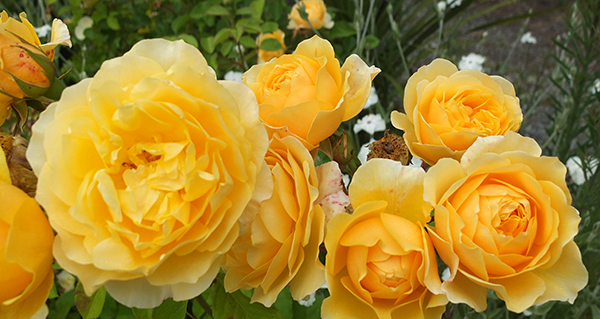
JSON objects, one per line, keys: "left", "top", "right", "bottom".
{"left": 244, "top": 36, "right": 380, "bottom": 150}
{"left": 391, "top": 58, "right": 522, "bottom": 165}
{"left": 0, "top": 148, "right": 55, "bottom": 319}
{"left": 26, "top": 39, "right": 269, "bottom": 308}
{"left": 225, "top": 134, "right": 325, "bottom": 306}
{"left": 287, "top": 0, "right": 334, "bottom": 30}
{"left": 424, "top": 132, "right": 588, "bottom": 313}
{"left": 0, "top": 11, "right": 71, "bottom": 125}
{"left": 257, "top": 30, "right": 286, "bottom": 64}
{"left": 322, "top": 159, "right": 447, "bottom": 319}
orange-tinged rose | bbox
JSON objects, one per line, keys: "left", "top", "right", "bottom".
{"left": 0, "top": 148, "right": 54, "bottom": 319}
{"left": 257, "top": 30, "right": 286, "bottom": 64}
{"left": 322, "top": 159, "right": 447, "bottom": 319}
{"left": 244, "top": 36, "right": 380, "bottom": 150}
{"left": 287, "top": 0, "right": 334, "bottom": 30}
{"left": 391, "top": 58, "right": 522, "bottom": 165}
{"left": 0, "top": 11, "right": 71, "bottom": 123}
{"left": 26, "top": 39, "right": 268, "bottom": 309}
{"left": 225, "top": 134, "right": 325, "bottom": 306}
{"left": 425, "top": 132, "right": 588, "bottom": 313}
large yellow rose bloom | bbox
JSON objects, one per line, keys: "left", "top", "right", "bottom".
{"left": 425, "top": 132, "right": 588, "bottom": 313}
{"left": 391, "top": 58, "right": 522, "bottom": 165}
{"left": 26, "top": 39, "right": 269, "bottom": 308}
{"left": 0, "top": 148, "right": 54, "bottom": 319}
{"left": 244, "top": 35, "right": 380, "bottom": 150}
{"left": 322, "top": 159, "right": 447, "bottom": 319}
{"left": 225, "top": 134, "right": 325, "bottom": 306}
{"left": 0, "top": 11, "right": 71, "bottom": 125}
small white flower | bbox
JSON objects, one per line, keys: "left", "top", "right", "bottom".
{"left": 342, "top": 174, "right": 350, "bottom": 189}
{"left": 458, "top": 53, "right": 485, "bottom": 71}
{"left": 520, "top": 32, "right": 537, "bottom": 44}
{"left": 358, "top": 139, "right": 375, "bottom": 164}
{"left": 437, "top": 0, "right": 461, "bottom": 12}
{"left": 409, "top": 157, "right": 423, "bottom": 168}
{"left": 34, "top": 24, "right": 52, "bottom": 38}
{"left": 523, "top": 309, "right": 533, "bottom": 316}
{"left": 441, "top": 267, "right": 451, "bottom": 281}
{"left": 590, "top": 79, "right": 600, "bottom": 94}
{"left": 75, "top": 16, "right": 94, "bottom": 41}
{"left": 353, "top": 114, "right": 386, "bottom": 135}
{"left": 56, "top": 270, "right": 76, "bottom": 292}
{"left": 436, "top": 1, "right": 447, "bottom": 12}
{"left": 298, "top": 292, "right": 316, "bottom": 307}
{"left": 566, "top": 156, "right": 598, "bottom": 185}
{"left": 224, "top": 70, "right": 243, "bottom": 82}
{"left": 364, "top": 86, "right": 379, "bottom": 109}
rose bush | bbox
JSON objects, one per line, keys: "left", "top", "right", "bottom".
{"left": 0, "top": 11, "right": 71, "bottom": 125}
{"left": 243, "top": 36, "right": 380, "bottom": 150}
{"left": 225, "top": 134, "right": 326, "bottom": 306}
{"left": 391, "top": 58, "right": 522, "bottom": 165}
{"left": 425, "top": 132, "right": 588, "bottom": 313}
{"left": 287, "top": 0, "right": 334, "bottom": 31}
{"left": 322, "top": 159, "right": 447, "bottom": 319}
{"left": 257, "top": 30, "right": 286, "bottom": 64}
{"left": 0, "top": 148, "right": 54, "bottom": 319}
{"left": 26, "top": 39, "right": 268, "bottom": 308}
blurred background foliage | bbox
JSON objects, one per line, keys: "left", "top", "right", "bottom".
{"left": 0, "top": 0, "right": 598, "bottom": 318}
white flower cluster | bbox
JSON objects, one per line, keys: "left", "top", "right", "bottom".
{"left": 458, "top": 53, "right": 485, "bottom": 71}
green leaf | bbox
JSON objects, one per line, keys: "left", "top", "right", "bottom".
{"left": 214, "top": 28, "right": 233, "bottom": 46}
{"left": 171, "top": 15, "right": 190, "bottom": 34}
{"left": 48, "top": 282, "right": 59, "bottom": 299}
{"left": 131, "top": 307, "right": 152, "bottom": 319}
{"left": 107, "top": 13, "right": 120, "bottom": 31}
{"left": 49, "top": 288, "right": 76, "bottom": 319}
{"left": 259, "top": 38, "right": 282, "bottom": 51}
{"left": 207, "top": 5, "right": 230, "bottom": 16}
{"left": 237, "top": 18, "right": 263, "bottom": 34}
{"left": 177, "top": 34, "right": 198, "bottom": 48}
{"left": 11, "top": 100, "right": 28, "bottom": 132}
{"left": 153, "top": 299, "right": 187, "bottom": 319}
{"left": 272, "top": 287, "right": 293, "bottom": 319}
{"left": 239, "top": 35, "right": 256, "bottom": 49}
{"left": 328, "top": 21, "right": 356, "bottom": 39}
{"left": 200, "top": 36, "right": 215, "bottom": 54}
{"left": 75, "top": 282, "right": 106, "bottom": 319}
{"left": 261, "top": 22, "right": 279, "bottom": 33}
{"left": 221, "top": 41, "right": 234, "bottom": 56}
{"left": 363, "top": 35, "right": 380, "bottom": 50}
{"left": 249, "top": 0, "right": 265, "bottom": 19}
{"left": 236, "top": 7, "right": 257, "bottom": 16}
{"left": 211, "top": 273, "right": 282, "bottom": 319}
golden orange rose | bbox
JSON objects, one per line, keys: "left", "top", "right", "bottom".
{"left": 322, "top": 159, "right": 447, "bottom": 319}
{"left": 225, "top": 134, "right": 326, "bottom": 306}
{"left": 391, "top": 58, "right": 522, "bottom": 165}
{"left": 287, "top": 0, "right": 334, "bottom": 30}
{"left": 244, "top": 36, "right": 380, "bottom": 150}
{"left": 257, "top": 30, "right": 286, "bottom": 64}
{"left": 425, "top": 132, "right": 588, "bottom": 313}
{"left": 26, "top": 39, "right": 269, "bottom": 308}
{"left": 0, "top": 11, "right": 71, "bottom": 124}
{"left": 0, "top": 147, "right": 54, "bottom": 319}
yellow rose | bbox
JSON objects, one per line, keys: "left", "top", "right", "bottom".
{"left": 322, "top": 159, "right": 447, "bottom": 319}
{"left": 424, "top": 132, "right": 588, "bottom": 313}
{"left": 26, "top": 39, "right": 269, "bottom": 308}
{"left": 391, "top": 58, "right": 522, "bottom": 165}
{"left": 244, "top": 36, "right": 380, "bottom": 150}
{"left": 0, "top": 148, "right": 54, "bottom": 319}
{"left": 257, "top": 30, "right": 286, "bottom": 64}
{"left": 287, "top": 0, "right": 334, "bottom": 30}
{"left": 225, "top": 134, "right": 325, "bottom": 306}
{"left": 0, "top": 11, "right": 71, "bottom": 124}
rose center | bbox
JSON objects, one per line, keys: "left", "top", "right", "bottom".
{"left": 441, "top": 90, "right": 500, "bottom": 135}
{"left": 493, "top": 196, "right": 530, "bottom": 237}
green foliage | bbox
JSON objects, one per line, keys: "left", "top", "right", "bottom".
{"left": 75, "top": 283, "right": 106, "bottom": 319}
{"left": 210, "top": 273, "right": 282, "bottom": 319}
